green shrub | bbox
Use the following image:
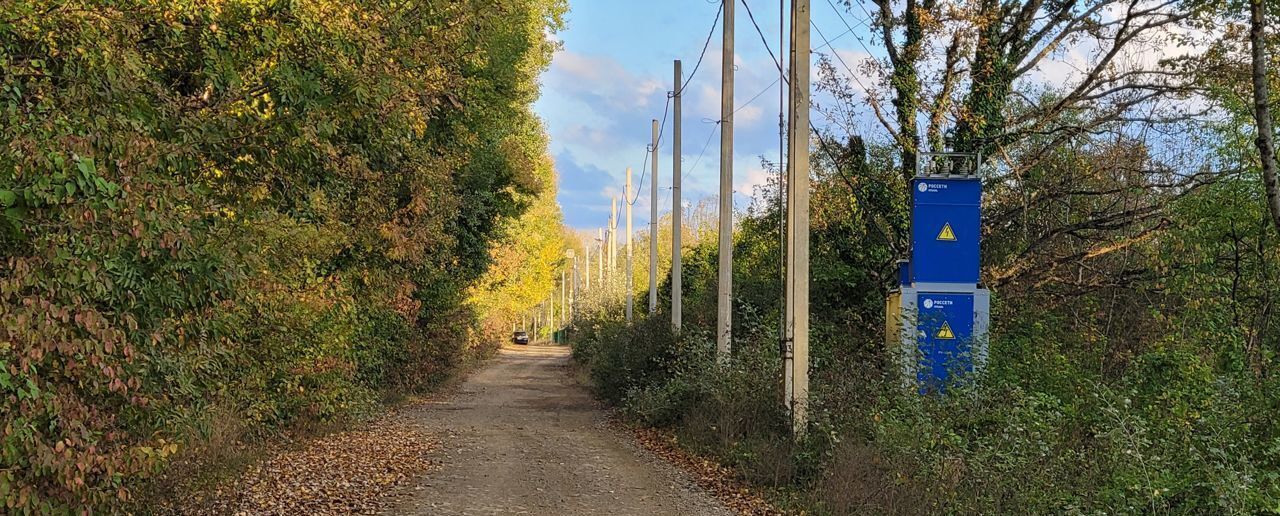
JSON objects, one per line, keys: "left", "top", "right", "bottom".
{"left": 570, "top": 164, "right": 1280, "bottom": 514}
{"left": 0, "top": 0, "right": 567, "bottom": 510}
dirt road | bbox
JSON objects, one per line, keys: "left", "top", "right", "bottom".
{"left": 385, "top": 344, "right": 731, "bottom": 515}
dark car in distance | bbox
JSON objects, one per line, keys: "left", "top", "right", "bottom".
{"left": 512, "top": 331, "right": 530, "bottom": 345}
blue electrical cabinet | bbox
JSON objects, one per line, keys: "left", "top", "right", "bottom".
{"left": 910, "top": 178, "right": 981, "bottom": 285}
{"left": 887, "top": 156, "right": 989, "bottom": 392}
{"left": 916, "top": 292, "right": 976, "bottom": 390}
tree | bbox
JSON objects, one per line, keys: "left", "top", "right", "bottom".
{"left": 1249, "top": 0, "right": 1280, "bottom": 232}
{"left": 819, "top": 0, "right": 1213, "bottom": 290}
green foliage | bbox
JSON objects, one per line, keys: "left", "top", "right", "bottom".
{"left": 0, "top": 0, "right": 567, "bottom": 511}
{"left": 572, "top": 133, "right": 1280, "bottom": 513}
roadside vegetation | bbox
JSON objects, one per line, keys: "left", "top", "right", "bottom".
{"left": 571, "top": 2, "right": 1280, "bottom": 514}
{"left": 0, "top": 0, "right": 568, "bottom": 511}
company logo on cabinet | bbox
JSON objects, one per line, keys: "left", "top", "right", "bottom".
{"left": 917, "top": 182, "right": 950, "bottom": 193}
{"left": 921, "top": 298, "right": 954, "bottom": 309}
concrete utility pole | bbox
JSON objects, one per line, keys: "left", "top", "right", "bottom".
{"left": 784, "top": 0, "right": 811, "bottom": 436}
{"left": 649, "top": 119, "right": 659, "bottom": 314}
{"left": 672, "top": 59, "right": 683, "bottom": 332}
{"left": 625, "top": 167, "right": 634, "bottom": 323}
{"left": 597, "top": 228, "right": 604, "bottom": 285}
{"left": 561, "top": 268, "right": 567, "bottom": 327}
{"left": 549, "top": 292, "right": 555, "bottom": 342}
{"left": 716, "top": 0, "right": 735, "bottom": 360}
{"left": 584, "top": 244, "right": 591, "bottom": 292}
{"left": 612, "top": 196, "right": 620, "bottom": 272}
{"left": 576, "top": 256, "right": 581, "bottom": 322}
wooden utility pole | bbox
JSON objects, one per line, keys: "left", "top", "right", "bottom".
{"left": 649, "top": 119, "right": 660, "bottom": 314}
{"left": 625, "top": 167, "right": 634, "bottom": 323}
{"left": 784, "top": 0, "right": 811, "bottom": 436}
{"left": 716, "top": 0, "right": 735, "bottom": 360}
{"left": 672, "top": 59, "right": 683, "bottom": 332}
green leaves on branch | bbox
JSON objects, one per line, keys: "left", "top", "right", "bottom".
{"left": 0, "top": 0, "right": 567, "bottom": 511}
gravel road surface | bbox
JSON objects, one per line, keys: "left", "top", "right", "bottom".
{"left": 384, "top": 344, "right": 732, "bottom": 515}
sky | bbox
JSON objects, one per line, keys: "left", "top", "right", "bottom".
{"left": 534, "top": 0, "right": 884, "bottom": 233}
{"left": 532, "top": 0, "right": 1200, "bottom": 235}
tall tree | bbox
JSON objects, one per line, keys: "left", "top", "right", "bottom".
{"left": 857, "top": 0, "right": 1192, "bottom": 172}
{"left": 1249, "top": 0, "right": 1280, "bottom": 232}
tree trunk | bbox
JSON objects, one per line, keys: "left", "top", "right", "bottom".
{"left": 1250, "top": 0, "right": 1280, "bottom": 233}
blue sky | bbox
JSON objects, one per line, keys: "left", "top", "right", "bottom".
{"left": 534, "top": 0, "right": 883, "bottom": 232}
{"left": 532, "top": 1, "right": 1198, "bottom": 236}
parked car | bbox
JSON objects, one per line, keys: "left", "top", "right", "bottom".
{"left": 512, "top": 331, "right": 530, "bottom": 345}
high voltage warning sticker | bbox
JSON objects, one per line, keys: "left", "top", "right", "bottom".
{"left": 937, "top": 223, "right": 957, "bottom": 241}
{"left": 936, "top": 321, "right": 956, "bottom": 340}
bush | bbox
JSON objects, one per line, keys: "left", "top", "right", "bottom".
{"left": 0, "top": 0, "right": 567, "bottom": 510}
{"left": 569, "top": 161, "right": 1280, "bottom": 513}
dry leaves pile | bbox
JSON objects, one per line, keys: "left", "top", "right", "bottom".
{"left": 627, "top": 425, "right": 784, "bottom": 516}
{"left": 178, "top": 415, "right": 438, "bottom": 515}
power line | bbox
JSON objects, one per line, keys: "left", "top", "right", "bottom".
{"left": 741, "top": 0, "right": 786, "bottom": 79}
{"left": 628, "top": 97, "right": 671, "bottom": 206}
{"left": 811, "top": 21, "right": 874, "bottom": 98}
{"left": 739, "top": 0, "right": 901, "bottom": 255}
{"left": 629, "top": 0, "right": 723, "bottom": 207}
{"left": 822, "top": 0, "right": 883, "bottom": 69}
{"left": 679, "top": 0, "right": 725, "bottom": 95}
{"left": 686, "top": 122, "right": 722, "bottom": 177}
{"left": 735, "top": 76, "right": 782, "bottom": 115}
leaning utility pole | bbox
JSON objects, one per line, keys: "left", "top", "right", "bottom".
{"left": 672, "top": 59, "right": 683, "bottom": 332}
{"left": 784, "top": 0, "right": 811, "bottom": 436}
{"left": 625, "top": 167, "right": 635, "bottom": 323}
{"left": 716, "top": 0, "right": 735, "bottom": 360}
{"left": 649, "top": 119, "right": 660, "bottom": 314}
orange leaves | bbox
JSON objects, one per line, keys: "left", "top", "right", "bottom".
{"left": 627, "top": 423, "right": 782, "bottom": 516}
{"left": 169, "top": 415, "right": 439, "bottom": 515}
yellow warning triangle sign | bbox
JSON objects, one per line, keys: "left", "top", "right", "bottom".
{"left": 937, "top": 223, "right": 957, "bottom": 241}
{"left": 936, "top": 321, "right": 956, "bottom": 340}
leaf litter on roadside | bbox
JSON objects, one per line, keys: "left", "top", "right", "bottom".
{"left": 174, "top": 413, "right": 439, "bottom": 515}
{"left": 623, "top": 421, "right": 784, "bottom": 516}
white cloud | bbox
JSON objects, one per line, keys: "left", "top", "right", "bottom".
{"left": 735, "top": 164, "right": 773, "bottom": 196}
{"left": 735, "top": 104, "right": 764, "bottom": 125}
{"left": 550, "top": 50, "right": 664, "bottom": 112}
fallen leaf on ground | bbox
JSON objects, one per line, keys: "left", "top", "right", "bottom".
{"left": 620, "top": 418, "right": 785, "bottom": 516}
{"left": 171, "top": 413, "right": 438, "bottom": 515}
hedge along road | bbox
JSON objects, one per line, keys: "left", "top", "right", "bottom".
{"left": 385, "top": 344, "right": 732, "bottom": 515}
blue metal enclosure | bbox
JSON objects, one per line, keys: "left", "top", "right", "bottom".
{"left": 886, "top": 153, "right": 990, "bottom": 391}
{"left": 916, "top": 292, "right": 975, "bottom": 389}
{"left": 910, "top": 178, "right": 981, "bottom": 285}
